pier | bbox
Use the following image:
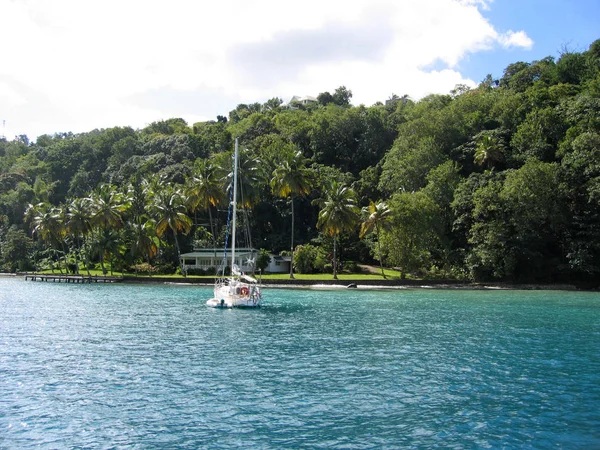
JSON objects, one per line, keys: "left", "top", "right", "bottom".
{"left": 25, "top": 274, "right": 123, "bottom": 284}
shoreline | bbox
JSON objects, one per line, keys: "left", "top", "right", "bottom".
{"left": 121, "top": 275, "right": 598, "bottom": 291}
{"left": 8, "top": 272, "right": 598, "bottom": 291}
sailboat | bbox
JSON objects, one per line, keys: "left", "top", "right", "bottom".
{"left": 206, "top": 138, "right": 262, "bottom": 308}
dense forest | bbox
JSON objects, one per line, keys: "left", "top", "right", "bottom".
{"left": 1, "top": 39, "right": 599, "bottom": 284}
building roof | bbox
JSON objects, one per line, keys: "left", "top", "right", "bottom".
{"left": 282, "top": 95, "right": 318, "bottom": 108}
{"left": 181, "top": 249, "right": 256, "bottom": 258}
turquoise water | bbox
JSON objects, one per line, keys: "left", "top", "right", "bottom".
{"left": 1, "top": 278, "right": 600, "bottom": 449}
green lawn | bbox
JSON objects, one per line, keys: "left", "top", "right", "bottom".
{"left": 259, "top": 269, "right": 402, "bottom": 281}
{"left": 31, "top": 267, "right": 404, "bottom": 280}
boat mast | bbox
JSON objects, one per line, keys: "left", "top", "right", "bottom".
{"left": 231, "top": 138, "right": 239, "bottom": 275}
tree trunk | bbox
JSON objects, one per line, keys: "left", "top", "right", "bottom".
{"left": 78, "top": 235, "right": 91, "bottom": 276}
{"left": 100, "top": 249, "right": 106, "bottom": 275}
{"left": 173, "top": 229, "right": 186, "bottom": 277}
{"left": 209, "top": 206, "right": 217, "bottom": 265}
{"left": 74, "top": 236, "right": 81, "bottom": 275}
{"left": 333, "top": 235, "right": 338, "bottom": 280}
{"left": 376, "top": 225, "right": 386, "bottom": 279}
{"left": 59, "top": 242, "right": 67, "bottom": 274}
{"left": 290, "top": 195, "right": 295, "bottom": 279}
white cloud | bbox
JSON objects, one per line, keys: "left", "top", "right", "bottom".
{"left": 498, "top": 30, "right": 534, "bottom": 49}
{"left": 0, "top": 0, "right": 533, "bottom": 140}
{"left": 458, "top": 0, "right": 494, "bottom": 10}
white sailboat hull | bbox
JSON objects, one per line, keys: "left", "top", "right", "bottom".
{"left": 206, "top": 278, "right": 262, "bottom": 308}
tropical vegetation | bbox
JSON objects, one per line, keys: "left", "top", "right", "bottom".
{"left": 1, "top": 39, "right": 599, "bottom": 285}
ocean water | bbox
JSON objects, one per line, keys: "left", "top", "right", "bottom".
{"left": 1, "top": 278, "right": 600, "bottom": 449}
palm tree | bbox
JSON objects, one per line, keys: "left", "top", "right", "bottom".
{"left": 185, "top": 159, "right": 225, "bottom": 256}
{"left": 229, "top": 150, "right": 261, "bottom": 208}
{"left": 129, "top": 220, "right": 159, "bottom": 271}
{"left": 127, "top": 178, "right": 152, "bottom": 223}
{"left": 270, "top": 150, "right": 312, "bottom": 278}
{"left": 65, "top": 197, "right": 93, "bottom": 274}
{"left": 474, "top": 134, "right": 504, "bottom": 169}
{"left": 85, "top": 229, "right": 112, "bottom": 275}
{"left": 26, "top": 202, "right": 66, "bottom": 273}
{"left": 316, "top": 181, "right": 359, "bottom": 279}
{"left": 153, "top": 184, "right": 192, "bottom": 276}
{"left": 360, "top": 200, "right": 392, "bottom": 279}
{"left": 124, "top": 178, "right": 158, "bottom": 272}
{"left": 89, "top": 184, "right": 129, "bottom": 274}
{"left": 226, "top": 147, "right": 261, "bottom": 251}
{"left": 90, "top": 184, "right": 129, "bottom": 228}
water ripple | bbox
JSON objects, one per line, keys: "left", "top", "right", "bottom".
{"left": 2, "top": 280, "right": 600, "bottom": 448}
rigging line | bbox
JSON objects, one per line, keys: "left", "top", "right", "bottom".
{"left": 221, "top": 154, "right": 235, "bottom": 277}
{"left": 237, "top": 154, "right": 253, "bottom": 251}
{"left": 239, "top": 179, "right": 251, "bottom": 249}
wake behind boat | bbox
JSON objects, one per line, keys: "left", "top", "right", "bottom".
{"left": 207, "top": 138, "right": 262, "bottom": 308}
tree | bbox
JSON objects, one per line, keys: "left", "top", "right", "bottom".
{"left": 293, "top": 244, "right": 320, "bottom": 274}
{"left": 153, "top": 184, "right": 192, "bottom": 276}
{"left": 90, "top": 184, "right": 127, "bottom": 230}
{"left": 1, "top": 225, "right": 33, "bottom": 272}
{"left": 511, "top": 107, "right": 567, "bottom": 162}
{"left": 25, "top": 202, "right": 65, "bottom": 273}
{"left": 333, "top": 86, "right": 353, "bottom": 107}
{"left": 317, "top": 91, "right": 335, "bottom": 106}
{"left": 381, "top": 192, "right": 441, "bottom": 279}
{"left": 89, "top": 184, "right": 129, "bottom": 273}
{"left": 185, "top": 158, "right": 225, "bottom": 255}
{"left": 226, "top": 148, "right": 262, "bottom": 208}
{"left": 474, "top": 132, "right": 505, "bottom": 169}
{"left": 126, "top": 177, "right": 153, "bottom": 224}
{"left": 316, "top": 181, "right": 359, "bottom": 279}
{"left": 128, "top": 220, "right": 159, "bottom": 270}
{"left": 256, "top": 248, "right": 271, "bottom": 273}
{"left": 262, "top": 97, "right": 283, "bottom": 112}
{"left": 270, "top": 150, "right": 312, "bottom": 278}
{"left": 359, "top": 201, "right": 392, "bottom": 278}
{"left": 560, "top": 132, "right": 600, "bottom": 278}
{"left": 379, "top": 136, "right": 447, "bottom": 195}
{"left": 65, "top": 198, "right": 93, "bottom": 274}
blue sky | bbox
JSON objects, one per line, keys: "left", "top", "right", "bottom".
{"left": 461, "top": 0, "right": 600, "bottom": 83}
{"left": 0, "top": 0, "right": 598, "bottom": 141}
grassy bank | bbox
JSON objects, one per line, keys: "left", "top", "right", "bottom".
{"left": 27, "top": 267, "right": 405, "bottom": 281}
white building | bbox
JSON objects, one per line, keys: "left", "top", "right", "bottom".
{"left": 282, "top": 95, "right": 318, "bottom": 109}
{"left": 180, "top": 248, "right": 292, "bottom": 274}
{"left": 180, "top": 248, "right": 256, "bottom": 273}
{"left": 266, "top": 255, "right": 292, "bottom": 274}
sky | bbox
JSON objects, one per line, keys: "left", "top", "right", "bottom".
{"left": 0, "top": 0, "right": 598, "bottom": 141}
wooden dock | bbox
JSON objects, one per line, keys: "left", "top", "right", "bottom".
{"left": 25, "top": 274, "right": 123, "bottom": 284}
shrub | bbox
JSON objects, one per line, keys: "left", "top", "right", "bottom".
{"left": 293, "top": 244, "right": 318, "bottom": 273}
{"left": 256, "top": 249, "right": 271, "bottom": 272}
{"left": 154, "top": 263, "right": 175, "bottom": 275}
{"left": 133, "top": 263, "right": 155, "bottom": 275}
{"left": 345, "top": 260, "right": 359, "bottom": 273}
{"left": 314, "top": 251, "right": 328, "bottom": 273}
{"left": 186, "top": 267, "right": 207, "bottom": 276}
